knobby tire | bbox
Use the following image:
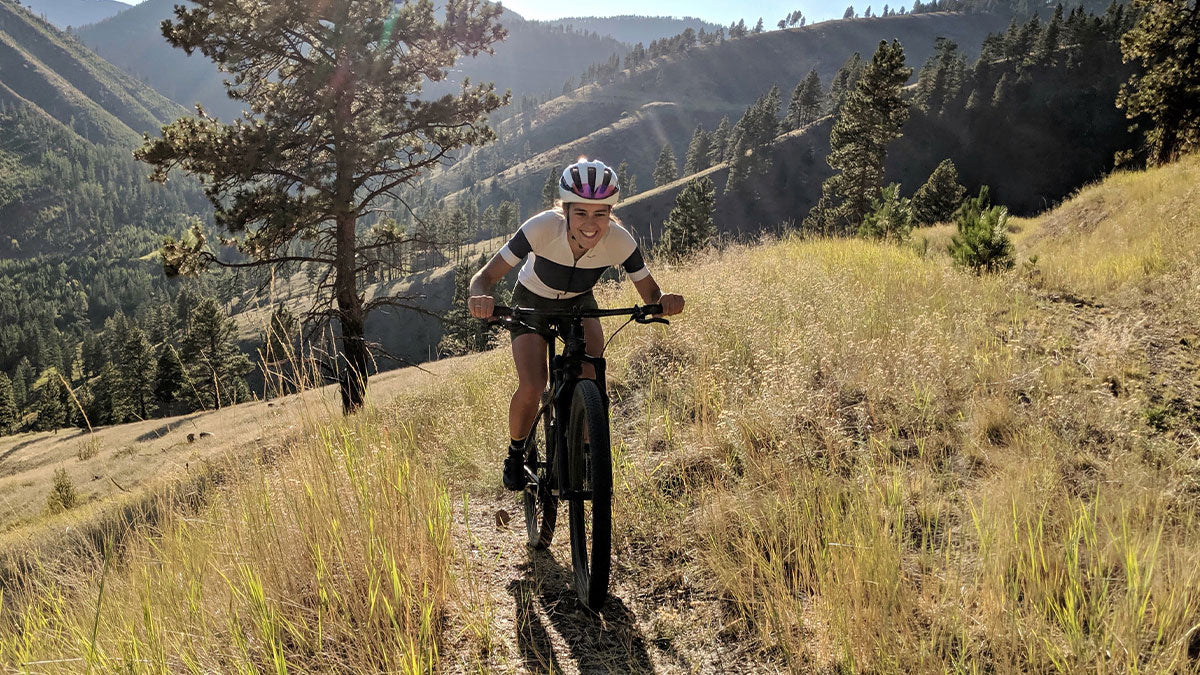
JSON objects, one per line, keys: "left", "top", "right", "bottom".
{"left": 524, "top": 391, "right": 557, "bottom": 548}
{"left": 566, "top": 379, "right": 612, "bottom": 610}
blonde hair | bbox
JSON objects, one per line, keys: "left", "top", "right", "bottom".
{"left": 554, "top": 200, "right": 624, "bottom": 228}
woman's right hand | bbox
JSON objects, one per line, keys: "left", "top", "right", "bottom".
{"left": 468, "top": 294, "right": 495, "bottom": 319}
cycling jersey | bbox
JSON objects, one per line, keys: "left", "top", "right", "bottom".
{"left": 499, "top": 210, "right": 649, "bottom": 300}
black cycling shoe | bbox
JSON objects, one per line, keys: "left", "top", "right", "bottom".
{"left": 502, "top": 449, "right": 527, "bottom": 491}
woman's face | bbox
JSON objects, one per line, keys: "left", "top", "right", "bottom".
{"left": 566, "top": 203, "right": 612, "bottom": 250}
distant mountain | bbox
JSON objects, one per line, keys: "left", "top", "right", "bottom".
{"left": 539, "top": 15, "right": 723, "bottom": 46}
{"left": 77, "top": 0, "right": 629, "bottom": 121}
{"left": 0, "top": 0, "right": 204, "bottom": 259}
{"left": 12, "top": 0, "right": 124, "bottom": 29}
{"left": 0, "top": 0, "right": 183, "bottom": 144}
{"left": 430, "top": 13, "right": 1008, "bottom": 220}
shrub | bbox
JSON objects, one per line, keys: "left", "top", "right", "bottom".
{"left": 858, "top": 183, "right": 913, "bottom": 242}
{"left": 948, "top": 187, "right": 1014, "bottom": 273}
{"left": 46, "top": 468, "right": 79, "bottom": 514}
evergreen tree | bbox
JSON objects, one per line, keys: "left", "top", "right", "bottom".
{"left": 949, "top": 187, "right": 1014, "bottom": 273}
{"left": 46, "top": 468, "right": 79, "bottom": 514}
{"left": 440, "top": 257, "right": 506, "bottom": 356}
{"left": 844, "top": 6, "right": 856, "bottom": 18}
{"left": 782, "top": 70, "right": 824, "bottom": 131}
{"left": 653, "top": 143, "right": 679, "bottom": 186}
{"left": 154, "top": 345, "right": 186, "bottom": 415}
{"left": 35, "top": 373, "right": 66, "bottom": 432}
{"left": 116, "top": 322, "right": 156, "bottom": 420}
{"left": 914, "top": 38, "right": 966, "bottom": 116}
{"left": 0, "top": 372, "right": 16, "bottom": 434}
{"left": 617, "top": 161, "right": 632, "bottom": 202}
{"left": 857, "top": 183, "right": 913, "bottom": 242}
{"left": 753, "top": 18, "right": 764, "bottom": 33}
{"left": 1116, "top": 0, "right": 1200, "bottom": 165}
{"left": 912, "top": 159, "right": 967, "bottom": 225}
{"left": 180, "top": 298, "right": 252, "bottom": 410}
{"left": 1037, "top": 4, "right": 1064, "bottom": 65}
{"left": 804, "top": 40, "right": 911, "bottom": 234}
{"left": 137, "top": 0, "right": 508, "bottom": 414}
{"left": 12, "top": 358, "right": 32, "bottom": 412}
{"left": 660, "top": 177, "right": 717, "bottom": 257}
{"left": 542, "top": 168, "right": 560, "bottom": 207}
{"left": 725, "top": 85, "right": 783, "bottom": 192}
{"left": 683, "top": 125, "right": 713, "bottom": 175}
{"left": 708, "top": 116, "right": 732, "bottom": 166}
{"left": 828, "top": 52, "right": 865, "bottom": 112}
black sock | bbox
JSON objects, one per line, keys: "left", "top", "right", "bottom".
{"left": 509, "top": 437, "right": 526, "bottom": 455}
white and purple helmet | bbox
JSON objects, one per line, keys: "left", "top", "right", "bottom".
{"left": 559, "top": 159, "right": 620, "bottom": 205}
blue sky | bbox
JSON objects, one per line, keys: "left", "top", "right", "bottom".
{"left": 115, "top": 1, "right": 853, "bottom": 25}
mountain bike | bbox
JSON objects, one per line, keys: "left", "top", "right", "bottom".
{"left": 491, "top": 303, "right": 668, "bottom": 610}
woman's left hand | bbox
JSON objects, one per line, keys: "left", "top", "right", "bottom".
{"left": 658, "top": 293, "right": 685, "bottom": 316}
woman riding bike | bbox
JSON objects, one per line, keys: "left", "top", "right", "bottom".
{"left": 468, "top": 158, "right": 685, "bottom": 490}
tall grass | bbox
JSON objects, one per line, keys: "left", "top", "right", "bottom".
{"left": 0, "top": 407, "right": 455, "bottom": 672}
{"left": 3, "top": 158, "right": 1199, "bottom": 671}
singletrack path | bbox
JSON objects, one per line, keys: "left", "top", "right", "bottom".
{"left": 445, "top": 489, "right": 716, "bottom": 674}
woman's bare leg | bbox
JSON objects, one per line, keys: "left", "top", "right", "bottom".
{"left": 510, "top": 333, "right": 549, "bottom": 440}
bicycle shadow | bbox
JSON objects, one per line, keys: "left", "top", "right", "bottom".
{"left": 507, "top": 549, "right": 656, "bottom": 674}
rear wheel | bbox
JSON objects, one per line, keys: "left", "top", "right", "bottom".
{"left": 565, "top": 379, "right": 611, "bottom": 610}
{"left": 523, "top": 391, "right": 557, "bottom": 548}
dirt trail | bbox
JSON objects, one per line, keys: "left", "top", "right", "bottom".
{"left": 445, "top": 489, "right": 709, "bottom": 674}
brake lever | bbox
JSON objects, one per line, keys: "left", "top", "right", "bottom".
{"left": 635, "top": 315, "right": 670, "bottom": 326}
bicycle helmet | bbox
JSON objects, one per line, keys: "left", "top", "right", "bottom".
{"left": 559, "top": 159, "right": 620, "bottom": 205}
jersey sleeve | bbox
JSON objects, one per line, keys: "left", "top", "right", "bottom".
{"left": 498, "top": 227, "right": 532, "bottom": 266}
{"left": 622, "top": 246, "right": 650, "bottom": 281}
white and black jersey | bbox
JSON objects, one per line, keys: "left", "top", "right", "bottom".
{"left": 498, "top": 210, "right": 650, "bottom": 299}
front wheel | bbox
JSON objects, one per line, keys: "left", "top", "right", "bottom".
{"left": 565, "top": 379, "right": 612, "bottom": 610}
{"left": 523, "top": 391, "right": 557, "bottom": 549}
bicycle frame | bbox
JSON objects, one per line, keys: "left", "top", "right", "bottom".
{"left": 524, "top": 316, "right": 608, "bottom": 500}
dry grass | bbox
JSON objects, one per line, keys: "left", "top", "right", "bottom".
{"left": 3, "top": 160, "right": 1200, "bottom": 671}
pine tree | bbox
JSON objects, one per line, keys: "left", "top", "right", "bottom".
{"left": 708, "top": 116, "right": 732, "bottom": 166}
{"left": 617, "top": 161, "right": 632, "bottom": 202}
{"left": 914, "top": 38, "right": 966, "bottom": 116}
{"left": 0, "top": 372, "right": 16, "bottom": 434}
{"left": 782, "top": 70, "right": 824, "bottom": 131}
{"left": 857, "top": 183, "right": 913, "bottom": 242}
{"left": 12, "top": 358, "right": 32, "bottom": 412}
{"left": 804, "top": 40, "right": 911, "bottom": 234}
{"left": 653, "top": 143, "right": 679, "bottom": 187}
{"left": 949, "top": 187, "right": 1014, "bottom": 273}
{"left": 542, "top": 168, "right": 560, "bottom": 207}
{"left": 912, "top": 159, "right": 967, "bottom": 225}
{"left": 683, "top": 125, "right": 713, "bottom": 175}
{"left": 117, "top": 323, "right": 156, "bottom": 420}
{"left": 660, "top": 177, "right": 717, "bottom": 257}
{"left": 753, "top": 18, "right": 764, "bottom": 33}
{"left": 439, "top": 257, "right": 504, "bottom": 356}
{"left": 1116, "top": 0, "right": 1200, "bottom": 165}
{"left": 35, "top": 373, "right": 66, "bottom": 432}
{"left": 154, "top": 345, "right": 186, "bottom": 415}
{"left": 181, "top": 298, "right": 252, "bottom": 410}
{"left": 828, "top": 52, "right": 865, "bottom": 112}
{"left": 1037, "top": 4, "right": 1064, "bottom": 65}
{"left": 137, "top": 0, "right": 508, "bottom": 414}
{"left": 844, "top": 6, "right": 856, "bottom": 19}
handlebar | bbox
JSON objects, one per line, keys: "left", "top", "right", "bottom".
{"left": 491, "top": 304, "right": 669, "bottom": 325}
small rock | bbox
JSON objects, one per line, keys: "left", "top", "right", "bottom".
{"left": 198, "top": 431, "right": 213, "bottom": 439}
{"left": 186, "top": 433, "right": 195, "bottom": 443}
{"left": 495, "top": 509, "right": 512, "bottom": 529}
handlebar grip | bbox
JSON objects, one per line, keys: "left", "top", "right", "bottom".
{"left": 641, "top": 304, "right": 664, "bottom": 316}
{"left": 491, "top": 305, "right": 513, "bottom": 318}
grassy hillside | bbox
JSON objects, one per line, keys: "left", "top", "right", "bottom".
{"left": 431, "top": 12, "right": 1008, "bottom": 216}
{"left": 0, "top": 0, "right": 183, "bottom": 140}
{"left": 2, "top": 158, "right": 1198, "bottom": 670}
{"left": 541, "top": 15, "right": 723, "bottom": 45}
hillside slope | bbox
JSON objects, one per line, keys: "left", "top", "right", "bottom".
{"left": 2, "top": 158, "right": 1198, "bottom": 671}
{"left": 431, "top": 12, "right": 1008, "bottom": 216}
{"left": 77, "top": 0, "right": 629, "bottom": 121}
{"left": 0, "top": 0, "right": 183, "bottom": 143}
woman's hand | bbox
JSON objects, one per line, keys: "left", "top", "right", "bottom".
{"left": 468, "top": 294, "right": 495, "bottom": 319}
{"left": 658, "top": 292, "right": 685, "bottom": 316}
